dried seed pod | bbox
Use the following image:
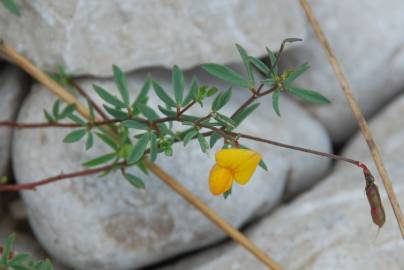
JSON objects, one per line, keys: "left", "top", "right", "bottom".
{"left": 359, "top": 163, "right": 386, "bottom": 228}
{"left": 366, "top": 181, "right": 386, "bottom": 228}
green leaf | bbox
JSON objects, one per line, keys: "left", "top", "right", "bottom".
{"left": 183, "top": 129, "right": 198, "bottom": 146}
{"left": 197, "top": 133, "right": 209, "bottom": 153}
{"left": 149, "top": 132, "right": 158, "bottom": 162}
{"left": 236, "top": 44, "right": 254, "bottom": 88}
{"left": 285, "top": 63, "right": 310, "bottom": 83}
{"left": 272, "top": 89, "right": 281, "bottom": 116}
{"left": 10, "top": 253, "right": 30, "bottom": 265}
{"left": 209, "top": 132, "right": 222, "bottom": 148}
{"left": 158, "top": 105, "right": 176, "bottom": 117}
{"left": 2, "top": 0, "right": 20, "bottom": 16}
{"left": 93, "top": 84, "right": 126, "bottom": 108}
{"left": 43, "top": 110, "right": 54, "bottom": 123}
{"left": 172, "top": 65, "right": 185, "bottom": 105}
{"left": 112, "top": 65, "right": 129, "bottom": 106}
{"left": 152, "top": 80, "right": 176, "bottom": 107}
{"left": 88, "top": 101, "right": 95, "bottom": 121}
{"left": 121, "top": 119, "right": 149, "bottom": 130}
{"left": 103, "top": 105, "right": 128, "bottom": 120}
{"left": 128, "top": 133, "right": 149, "bottom": 163}
{"left": 59, "top": 104, "right": 75, "bottom": 119}
{"left": 283, "top": 37, "right": 303, "bottom": 43}
{"left": 214, "top": 112, "right": 236, "bottom": 129}
{"left": 287, "top": 86, "right": 331, "bottom": 104}
{"left": 266, "top": 47, "right": 278, "bottom": 75}
{"left": 206, "top": 87, "right": 219, "bottom": 97}
{"left": 95, "top": 132, "right": 118, "bottom": 150}
{"left": 223, "top": 186, "right": 232, "bottom": 199}
{"left": 124, "top": 173, "right": 145, "bottom": 189}
{"left": 63, "top": 129, "right": 86, "bottom": 143}
{"left": 52, "top": 100, "right": 60, "bottom": 118}
{"left": 2, "top": 233, "right": 15, "bottom": 264}
{"left": 68, "top": 113, "right": 86, "bottom": 126}
{"left": 85, "top": 132, "right": 94, "bottom": 150}
{"left": 259, "top": 159, "right": 269, "bottom": 171}
{"left": 83, "top": 153, "right": 116, "bottom": 167}
{"left": 211, "top": 88, "right": 232, "bottom": 111}
{"left": 202, "top": 63, "right": 249, "bottom": 88}
{"left": 132, "top": 74, "right": 151, "bottom": 111}
{"left": 182, "top": 76, "right": 198, "bottom": 106}
{"left": 249, "top": 56, "right": 270, "bottom": 74}
{"left": 232, "top": 103, "right": 260, "bottom": 127}
{"left": 261, "top": 78, "right": 275, "bottom": 86}
{"left": 135, "top": 103, "right": 160, "bottom": 121}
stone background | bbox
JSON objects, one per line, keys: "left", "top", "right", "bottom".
{"left": 0, "top": 1, "right": 403, "bottom": 269}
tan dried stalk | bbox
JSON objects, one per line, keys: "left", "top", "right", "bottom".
{"left": 300, "top": 0, "right": 404, "bottom": 239}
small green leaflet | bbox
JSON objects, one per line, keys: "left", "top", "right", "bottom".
{"left": 83, "top": 153, "right": 116, "bottom": 167}
{"left": 1, "top": 233, "right": 15, "bottom": 264}
{"left": 128, "top": 133, "right": 149, "bottom": 163}
{"left": 132, "top": 74, "right": 151, "bottom": 112}
{"left": 112, "top": 65, "right": 130, "bottom": 106}
{"left": 209, "top": 132, "right": 221, "bottom": 148}
{"left": 2, "top": 0, "right": 20, "bottom": 16}
{"left": 235, "top": 44, "right": 254, "bottom": 88}
{"left": 149, "top": 132, "right": 158, "bottom": 162}
{"left": 124, "top": 173, "right": 145, "bottom": 189}
{"left": 85, "top": 132, "right": 94, "bottom": 150}
{"left": 103, "top": 105, "right": 128, "bottom": 120}
{"left": 95, "top": 132, "right": 118, "bottom": 150}
{"left": 182, "top": 76, "right": 198, "bottom": 106}
{"left": 136, "top": 103, "right": 160, "bottom": 121}
{"left": 197, "top": 133, "right": 209, "bottom": 153}
{"left": 285, "top": 63, "right": 310, "bottom": 83}
{"left": 63, "top": 129, "right": 86, "bottom": 143}
{"left": 213, "top": 113, "right": 236, "bottom": 129}
{"left": 287, "top": 86, "right": 330, "bottom": 104}
{"left": 231, "top": 103, "right": 260, "bottom": 127}
{"left": 211, "top": 88, "right": 232, "bottom": 112}
{"left": 93, "top": 84, "right": 126, "bottom": 108}
{"left": 183, "top": 129, "right": 198, "bottom": 146}
{"left": 249, "top": 56, "right": 270, "bottom": 74}
{"left": 172, "top": 65, "right": 185, "bottom": 105}
{"left": 202, "top": 63, "right": 249, "bottom": 88}
{"left": 152, "top": 80, "right": 176, "bottom": 107}
{"left": 272, "top": 89, "right": 281, "bottom": 116}
{"left": 121, "top": 119, "right": 149, "bottom": 130}
{"left": 223, "top": 186, "right": 232, "bottom": 199}
{"left": 266, "top": 47, "right": 278, "bottom": 75}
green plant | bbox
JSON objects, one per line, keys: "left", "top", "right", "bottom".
{"left": 0, "top": 234, "right": 54, "bottom": 270}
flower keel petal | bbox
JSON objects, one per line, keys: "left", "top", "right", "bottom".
{"left": 209, "top": 165, "right": 233, "bottom": 195}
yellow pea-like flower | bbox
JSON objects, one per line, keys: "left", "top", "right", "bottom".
{"left": 209, "top": 148, "right": 262, "bottom": 195}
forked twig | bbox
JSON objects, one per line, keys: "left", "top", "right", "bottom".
{"left": 300, "top": 0, "right": 404, "bottom": 238}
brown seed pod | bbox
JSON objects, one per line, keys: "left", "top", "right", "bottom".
{"left": 358, "top": 162, "right": 386, "bottom": 228}
{"left": 366, "top": 182, "right": 386, "bottom": 228}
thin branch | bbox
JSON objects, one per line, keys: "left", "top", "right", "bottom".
{"left": 300, "top": 0, "right": 404, "bottom": 238}
{"left": 0, "top": 162, "right": 123, "bottom": 191}
{"left": 0, "top": 119, "right": 121, "bottom": 128}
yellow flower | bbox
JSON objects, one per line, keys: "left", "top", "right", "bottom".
{"left": 209, "top": 148, "right": 262, "bottom": 195}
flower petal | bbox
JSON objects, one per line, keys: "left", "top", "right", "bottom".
{"left": 233, "top": 151, "right": 262, "bottom": 185}
{"left": 209, "top": 165, "right": 233, "bottom": 195}
{"left": 216, "top": 148, "right": 258, "bottom": 170}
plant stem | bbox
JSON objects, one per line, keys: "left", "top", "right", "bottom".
{"left": 300, "top": 0, "right": 404, "bottom": 239}
{"left": 0, "top": 162, "right": 124, "bottom": 191}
